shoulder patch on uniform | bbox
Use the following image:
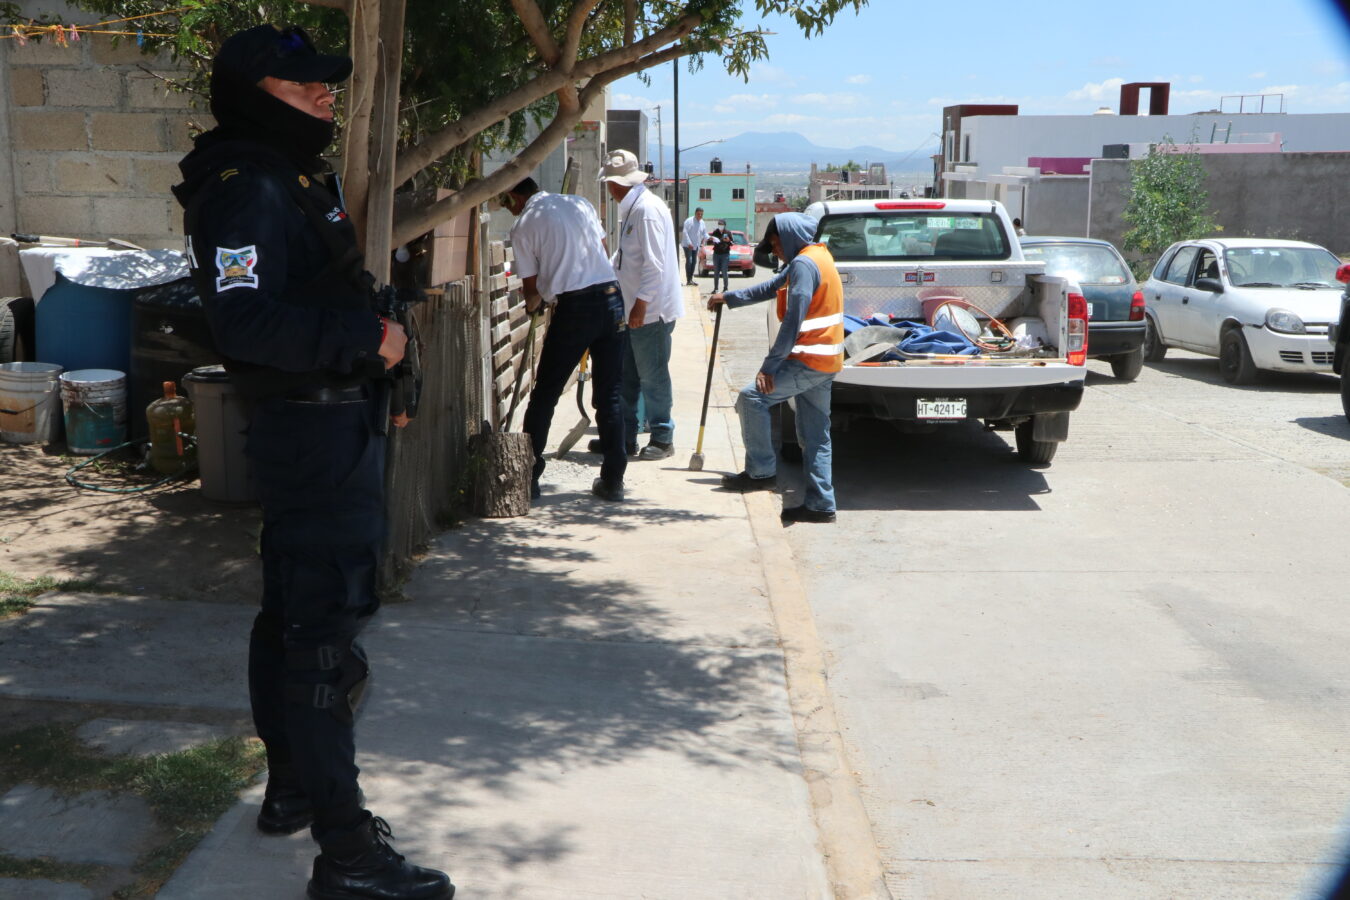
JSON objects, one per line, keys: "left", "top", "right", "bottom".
{"left": 298, "top": 175, "right": 310, "bottom": 188}
{"left": 215, "top": 246, "right": 260, "bottom": 292}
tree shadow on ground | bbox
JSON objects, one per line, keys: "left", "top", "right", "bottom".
{"left": 362, "top": 492, "right": 795, "bottom": 805}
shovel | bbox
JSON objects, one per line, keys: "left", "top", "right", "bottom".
{"left": 688, "top": 304, "right": 723, "bottom": 471}
{"left": 555, "top": 349, "right": 590, "bottom": 457}
{"left": 503, "top": 311, "right": 541, "bottom": 431}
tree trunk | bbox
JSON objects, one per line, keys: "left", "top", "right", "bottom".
{"left": 342, "top": 0, "right": 379, "bottom": 248}
{"left": 469, "top": 431, "right": 534, "bottom": 517}
{"left": 365, "top": 0, "right": 406, "bottom": 285}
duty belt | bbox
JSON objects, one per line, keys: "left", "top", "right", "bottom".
{"left": 285, "top": 385, "right": 369, "bottom": 404}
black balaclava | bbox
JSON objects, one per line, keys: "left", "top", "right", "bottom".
{"left": 207, "top": 68, "right": 335, "bottom": 168}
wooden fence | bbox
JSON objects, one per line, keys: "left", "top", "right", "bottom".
{"left": 380, "top": 220, "right": 547, "bottom": 591}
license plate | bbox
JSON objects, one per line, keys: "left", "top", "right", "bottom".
{"left": 916, "top": 398, "right": 966, "bottom": 419}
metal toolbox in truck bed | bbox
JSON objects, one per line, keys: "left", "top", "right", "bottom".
{"left": 837, "top": 260, "right": 1047, "bottom": 320}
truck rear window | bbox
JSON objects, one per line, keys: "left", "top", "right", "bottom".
{"left": 817, "top": 212, "right": 1011, "bottom": 261}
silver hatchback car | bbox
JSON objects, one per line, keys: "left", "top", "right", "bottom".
{"left": 1142, "top": 238, "right": 1343, "bottom": 384}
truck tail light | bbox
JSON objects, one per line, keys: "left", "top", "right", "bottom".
{"left": 1067, "top": 291, "right": 1088, "bottom": 365}
{"left": 874, "top": 201, "right": 945, "bottom": 210}
{"left": 1128, "top": 290, "right": 1145, "bottom": 321}
{"left": 1336, "top": 263, "right": 1350, "bottom": 284}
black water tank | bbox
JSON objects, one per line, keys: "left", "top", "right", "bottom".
{"left": 709, "top": 157, "right": 723, "bottom": 173}
{"left": 129, "top": 277, "right": 219, "bottom": 439}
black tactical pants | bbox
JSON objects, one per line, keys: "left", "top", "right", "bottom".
{"left": 245, "top": 392, "right": 385, "bottom": 842}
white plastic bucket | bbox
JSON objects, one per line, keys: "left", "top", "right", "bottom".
{"left": 0, "top": 362, "right": 64, "bottom": 444}
{"left": 60, "top": 368, "right": 127, "bottom": 455}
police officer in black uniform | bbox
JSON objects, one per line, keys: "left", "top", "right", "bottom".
{"left": 173, "top": 24, "right": 452, "bottom": 900}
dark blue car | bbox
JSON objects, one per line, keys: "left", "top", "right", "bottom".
{"left": 1020, "top": 236, "right": 1147, "bottom": 380}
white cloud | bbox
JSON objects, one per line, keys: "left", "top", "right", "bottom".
{"left": 1248, "top": 71, "right": 1267, "bottom": 79}
{"left": 724, "top": 93, "right": 779, "bottom": 107}
{"left": 1067, "top": 77, "right": 1126, "bottom": 102}
{"left": 845, "top": 74, "right": 872, "bottom": 85}
{"left": 1314, "top": 59, "right": 1348, "bottom": 77}
{"left": 1188, "top": 75, "right": 1204, "bottom": 84}
{"left": 791, "top": 91, "right": 863, "bottom": 108}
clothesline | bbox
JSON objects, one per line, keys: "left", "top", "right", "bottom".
{"left": 2, "top": 7, "right": 187, "bottom": 45}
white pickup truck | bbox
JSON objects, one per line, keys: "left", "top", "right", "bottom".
{"left": 778, "top": 198, "right": 1088, "bottom": 463}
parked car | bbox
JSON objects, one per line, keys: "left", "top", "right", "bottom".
{"left": 1142, "top": 238, "right": 1344, "bottom": 384}
{"left": 698, "top": 229, "right": 755, "bottom": 278}
{"left": 1019, "top": 236, "right": 1146, "bottom": 380}
{"left": 1333, "top": 262, "right": 1350, "bottom": 422}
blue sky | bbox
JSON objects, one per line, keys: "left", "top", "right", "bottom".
{"left": 611, "top": 0, "right": 1350, "bottom": 153}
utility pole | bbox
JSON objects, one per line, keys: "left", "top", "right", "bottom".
{"left": 654, "top": 105, "right": 664, "bottom": 187}
{"left": 673, "top": 59, "right": 680, "bottom": 230}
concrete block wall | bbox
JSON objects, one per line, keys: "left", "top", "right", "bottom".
{"left": 1, "top": 33, "right": 202, "bottom": 250}
{"left": 1089, "top": 152, "right": 1350, "bottom": 264}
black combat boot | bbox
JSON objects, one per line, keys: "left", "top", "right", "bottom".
{"left": 257, "top": 764, "right": 312, "bottom": 835}
{"left": 308, "top": 815, "right": 453, "bottom": 900}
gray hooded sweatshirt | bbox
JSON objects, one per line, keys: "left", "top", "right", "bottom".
{"left": 724, "top": 212, "right": 824, "bottom": 376}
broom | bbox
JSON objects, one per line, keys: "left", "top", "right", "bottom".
{"left": 688, "top": 304, "right": 723, "bottom": 471}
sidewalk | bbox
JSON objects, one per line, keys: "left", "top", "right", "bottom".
{"left": 151, "top": 287, "right": 871, "bottom": 899}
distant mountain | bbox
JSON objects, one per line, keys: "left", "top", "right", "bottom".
{"left": 646, "top": 130, "right": 939, "bottom": 174}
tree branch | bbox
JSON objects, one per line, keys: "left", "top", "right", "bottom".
{"left": 623, "top": 0, "right": 636, "bottom": 46}
{"left": 509, "top": 0, "right": 561, "bottom": 67}
{"left": 392, "top": 86, "right": 585, "bottom": 247}
{"left": 560, "top": 0, "right": 604, "bottom": 67}
{"left": 394, "top": 9, "right": 704, "bottom": 186}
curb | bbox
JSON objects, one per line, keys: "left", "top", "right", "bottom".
{"left": 695, "top": 292, "right": 893, "bottom": 899}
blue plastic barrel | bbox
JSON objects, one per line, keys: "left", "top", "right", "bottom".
{"left": 59, "top": 369, "right": 127, "bottom": 455}
{"left": 35, "top": 272, "right": 134, "bottom": 374}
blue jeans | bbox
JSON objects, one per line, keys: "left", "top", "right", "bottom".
{"left": 622, "top": 319, "right": 675, "bottom": 445}
{"left": 736, "top": 359, "right": 836, "bottom": 513}
{"left": 523, "top": 282, "right": 628, "bottom": 485}
{"left": 712, "top": 253, "right": 730, "bottom": 292}
{"left": 683, "top": 246, "right": 698, "bottom": 283}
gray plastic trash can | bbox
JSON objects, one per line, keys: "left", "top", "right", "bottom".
{"left": 182, "top": 365, "right": 254, "bottom": 504}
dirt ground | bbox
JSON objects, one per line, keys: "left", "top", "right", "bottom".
{"left": 0, "top": 442, "right": 260, "bottom": 606}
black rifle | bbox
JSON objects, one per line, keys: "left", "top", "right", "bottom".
{"left": 372, "top": 285, "right": 426, "bottom": 422}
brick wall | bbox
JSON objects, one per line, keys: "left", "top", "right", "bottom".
{"left": 1, "top": 29, "right": 204, "bottom": 250}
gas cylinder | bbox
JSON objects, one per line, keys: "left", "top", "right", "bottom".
{"left": 146, "top": 381, "right": 196, "bottom": 476}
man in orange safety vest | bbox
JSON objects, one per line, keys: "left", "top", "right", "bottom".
{"left": 708, "top": 212, "right": 842, "bottom": 524}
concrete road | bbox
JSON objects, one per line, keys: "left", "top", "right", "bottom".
{"left": 706, "top": 267, "right": 1350, "bottom": 899}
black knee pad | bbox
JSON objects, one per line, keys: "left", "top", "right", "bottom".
{"left": 284, "top": 639, "right": 371, "bottom": 726}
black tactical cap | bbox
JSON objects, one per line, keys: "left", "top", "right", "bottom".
{"left": 213, "top": 24, "right": 352, "bottom": 84}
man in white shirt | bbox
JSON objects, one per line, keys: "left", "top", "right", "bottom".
{"left": 680, "top": 207, "right": 708, "bottom": 285}
{"left": 502, "top": 176, "right": 628, "bottom": 501}
{"left": 598, "top": 149, "right": 684, "bottom": 459}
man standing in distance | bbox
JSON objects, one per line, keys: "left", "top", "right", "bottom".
{"left": 597, "top": 149, "right": 683, "bottom": 460}
{"left": 174, "top": 24, "right": 452, "bottom": 899}
{"left": 708, "top": 213, "right": 842, "bottom": 524}
{"left": 680, "top": 206, "right": 708, "bottom": 286}
{"left": 500, "top": 177, "right": 629, "bottom": 501}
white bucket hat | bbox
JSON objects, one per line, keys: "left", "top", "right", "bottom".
{"left": 598, "top": 149, "right": 648, "bottom": 186}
